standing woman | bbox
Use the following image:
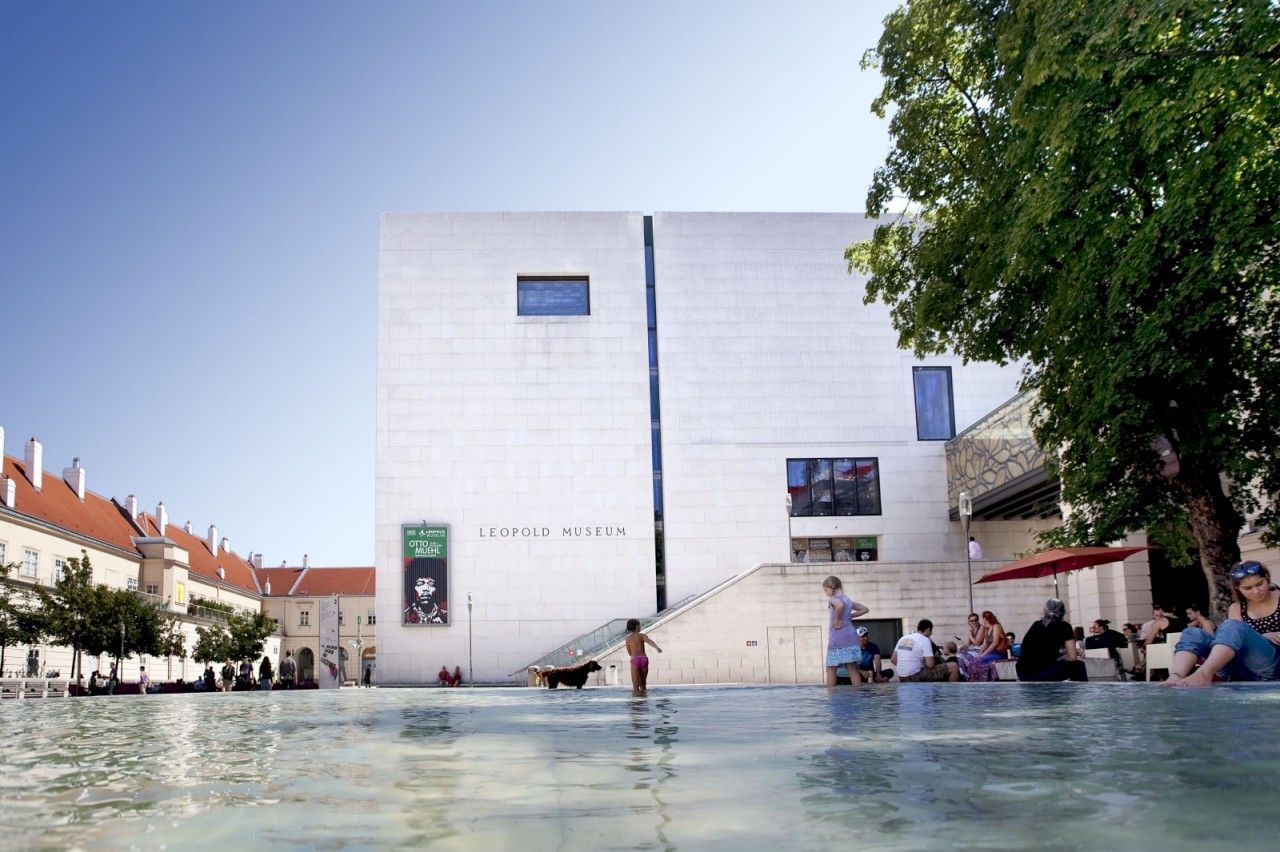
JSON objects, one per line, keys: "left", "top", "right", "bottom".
{"left": 967, "top": 611, "right": 1008, "bottom": 682}
{"left": 822, "top": 576, "right": 870, "bottom": 686}
{"left": 1165, "top": 561, "right": 1280, "bottom": 686}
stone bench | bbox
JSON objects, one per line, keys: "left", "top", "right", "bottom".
{"left": 992, "top": 658, "right": 1121, "bottom": 682}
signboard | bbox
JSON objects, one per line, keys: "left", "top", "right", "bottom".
{"left": 853, "top": 535, "right": 879, "bottom": 562}
{"left": 318, "top": 595, "right": 340, "bottom": 689}
{"left": 403, "top": 524, "right": 449, "bottom": 625}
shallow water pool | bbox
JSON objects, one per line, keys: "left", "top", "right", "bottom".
{"left": 1, "top": 683, "right": 1277, "bottom": 850}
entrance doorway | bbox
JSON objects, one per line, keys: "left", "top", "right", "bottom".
{"left": 766, "top": 626, "right": 822, "bottom": 684}
{"left": 297, "top": 647, "right": 315, "bottom": 684}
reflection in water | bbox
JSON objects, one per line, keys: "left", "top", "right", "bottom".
{"left": 626, "top": 696, "right": 679, "bottom": 848}
{"left": 1, "top": 685, "right": 1279, "bottom": 848}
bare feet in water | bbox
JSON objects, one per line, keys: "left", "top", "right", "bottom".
{"left": 1161, "top": 672, "right": 1214, "bottom": 688}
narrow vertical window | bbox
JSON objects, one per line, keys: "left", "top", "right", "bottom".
{"left": 517, "top": 277, "right": 590, "bottom": 316}
{"left": 913, "top": 366, "right": 955, "bottom": 440}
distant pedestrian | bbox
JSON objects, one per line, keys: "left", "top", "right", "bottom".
{"left": 138, "top": 666, "right": 150, "bottom": 694}
{"left": 203, "top": 664, "right": 217, "bottom": 692}
{"left": 259, "top": 655, "right": 274, "bottom": 691}
{"left": 968, "top": 536, "right": 983, "bottom": 560}
{"left": 107, "top": 662, "right": 119, "bottom": 695}
{"left": 221, "top": 661, "right": 235, "bottom": 692}
{"left": 238, "top": 660, "right": 254, "bottom": 690}
{"left": 279, "top": 651, "right": 297, "bottom": 689}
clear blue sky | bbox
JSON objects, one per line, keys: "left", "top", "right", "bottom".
{"left": 0, "top": 0, "right": 900, "bottom": 567}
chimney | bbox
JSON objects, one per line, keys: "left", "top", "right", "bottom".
{"left": 125, "top": 494, "right": 138, "bottom": 522}
{"left": 1, "top": 476, "right": 14, "bottom": 509}
{"left": 24, "top": 437, "right": 42, "bottom": 490}
{"left": 303, "top": 553, "right": 310, "bottom": 569}
{"left": 252, "top": 553, "right": 263, "bottom": 570}
{"left": 156, "top": 501, "right": 168, "bottom": 534}
{"left": 220, "top": 536, "right": 229, "bottom": 553}
{"left": 207, "top": 524, "right": 218, "bottom": 554}
{"left": 264, "top": 577, "right": 273, "bottom": 595}
{"left": 62, "top": 457, "right": 86, "bottom": 500}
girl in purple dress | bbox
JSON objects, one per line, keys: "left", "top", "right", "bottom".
{"left": 822, "top": 575, "right": 870, "bottom": 686}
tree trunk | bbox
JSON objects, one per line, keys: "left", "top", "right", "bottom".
{"left": 1172, "top": 466, "right": 1242, "bottom": 622}
{"left": 1, "top": 643, "right": 6, "bottom": 676}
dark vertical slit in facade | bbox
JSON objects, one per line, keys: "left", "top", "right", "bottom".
{"left": 644, "top": 215, "right": 667, "bottom": 611}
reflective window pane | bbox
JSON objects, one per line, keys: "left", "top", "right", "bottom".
{"left": 810, "top": 459, "right": 833, "bottom": 516}
{"left": 913, "top": 367, "right": 955, "bottom": 440}
{"left": 833, "top": 458, "right": 857, "bottom": 515}
{"left": 855, "top": 459, "right": 881, "bottom": 515}
{"left": 787, "top": 459, "right": 810, "bottom": 516}
{"left": 517, "top": 278, "right": 590, "bottom": 316}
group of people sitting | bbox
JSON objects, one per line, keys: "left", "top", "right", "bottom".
{"left": 437, "top": 665, "right": 464, "bottom": 687}
{"left": 824, "top": 559, "right": 1280, "bottom": 686}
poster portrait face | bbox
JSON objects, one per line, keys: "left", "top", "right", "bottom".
{"left": 403, "top": 556, "right": 448, "bottom": 625}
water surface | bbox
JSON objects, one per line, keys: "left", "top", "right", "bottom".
{"left": 1, "top": 684, "right": 1277, "bottom": 850}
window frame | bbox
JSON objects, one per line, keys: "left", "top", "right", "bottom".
{"left": 912, "top": 366, "right": 956, "bottom": 441}
{"left": 516, "top": 276, "right": 591, "bottom": 317}
{"left": 299, "top": 610, "right": 310, "bottom": 627}
{"left": 22, "top": 547, "right": 38, "bottom": 578}
{"left": 787, "top": 457, "right": 882, "bottom": 517}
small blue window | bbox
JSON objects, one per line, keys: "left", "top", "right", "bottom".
{"left": 913, "top": 366, "right": 955, "bottom": 440}
{"left": 517, "top": 277, "right": 589, "bottom": 316}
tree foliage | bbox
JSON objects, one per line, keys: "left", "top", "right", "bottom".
{"left": 850, "top": 0, "right": 1280, "bottom": 616}
{"left": 191, "top": 611, "right": 274, "bottom": 664}
{"left": 0, "top": 561, "right": 46, "bottom": 674}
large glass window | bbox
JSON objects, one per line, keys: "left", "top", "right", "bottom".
{"left": 22, "top": 547, "right": 38, "bottom": 578}
{"left": 516, "top": 277, "right": 590, "bottom": 316}
{"left": 788, "top": 458, "right": 881, "bottom": 516}
{"left": 913, "top": 366, "right": 955, "bottom": 440}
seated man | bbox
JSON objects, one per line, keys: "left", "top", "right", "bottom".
{"left": 854, "top": 627, "right": 891, "bottom": 682}
{"left": 892, "top": 619, "right": 959, "bottom": 682}
{"left": 437, "top": 665, "right": 450, "bottom": 686}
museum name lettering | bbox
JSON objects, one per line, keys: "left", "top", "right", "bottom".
{"left": 478, "top": 526, "right": 627, "bottom": 539}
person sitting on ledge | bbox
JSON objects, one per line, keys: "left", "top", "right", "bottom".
{"left": 1016, "top": 599, "right": 1087, "bottom": 682}
{"left": 1164, "top": 561, "right": 1280, "bottom": 687}
{"left": 437, "top": 665, "right": 450, "bottom": 686}
{"left": 450, "top": 666, "right": 463, "bottom": 687}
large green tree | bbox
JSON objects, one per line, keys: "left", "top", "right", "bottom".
{"left": 850, "top": 0, "right": 1280, "bottom": 616}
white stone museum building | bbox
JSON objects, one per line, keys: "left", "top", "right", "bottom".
{"left": 375, "top": 212, "right": 1138, "bottom": 685}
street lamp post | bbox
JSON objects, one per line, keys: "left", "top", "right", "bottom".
{"left": 467, "top": 593, "right": 474, "bottom": 688}
{"left": 119, "top": 622, "right": 125, "bottom": 665}
{"left": 784, "top": 494, "right": 794, "bottom": 561}
{"left": 351, "top": 616, "right": 365, "bottom": 687}
{"left": 959, "top": 491, "right": 974, "bottom": 614}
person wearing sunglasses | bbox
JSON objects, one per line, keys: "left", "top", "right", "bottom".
{"left": 1164, "top": 561, "right": 1280, "bottom": 687}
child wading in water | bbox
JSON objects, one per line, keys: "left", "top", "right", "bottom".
{"left": 625, "top": 618, "right": 663, "bottom": 694}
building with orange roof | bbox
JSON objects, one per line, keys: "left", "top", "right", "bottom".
{"left": 1, "top": 428, "right": 284, "bottom": 683}
{"left": 258, "top": 563, "right": 376, "bottom": 684}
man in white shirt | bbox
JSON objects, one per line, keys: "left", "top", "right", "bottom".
{"left": 968, "top": 536, "right": 983, "bottom": 560}
{"left": 892, "top": 619, "right": 960, "bottom": 682}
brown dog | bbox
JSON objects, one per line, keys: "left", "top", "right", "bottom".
{"left": 543, "top": 660, "right": 603, "bottom": 689}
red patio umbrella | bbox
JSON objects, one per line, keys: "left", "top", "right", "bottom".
{"left": 974, "top": 546, "right": 1151, "bottom": 598}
